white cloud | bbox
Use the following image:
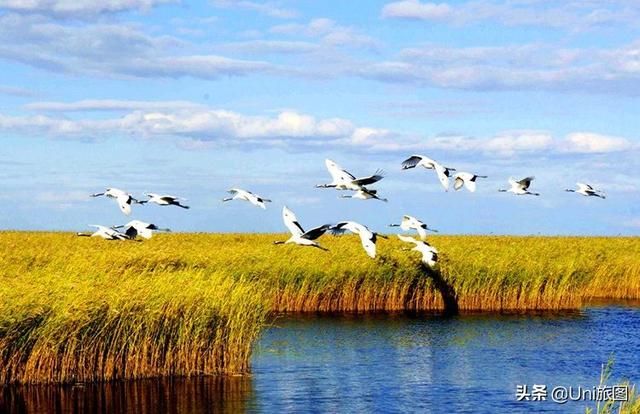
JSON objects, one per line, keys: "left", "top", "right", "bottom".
{"left": 425, "top": 131, "right": 554, "bottom": 156}
{"left": 0, "top": 0, "right": 175, "bottom": 17}
{"left": 562, "top": 132, "right": 634, "bottom": 153}
{"left": 0, "top": 14, "right": 276, "bottom": 79}
{"left": 211, "top": 0, "right": 298, "bottom": 19}
{"left": 25, "top": 99, "right": 205, "bottom": 112}
{"left": 270, "top": 18, "right": 378, "bottom": 49}
{"left": 357, "top": 41, "right": 640, "bottom": 94}
{"left": 382, "top": 1, "right": 452, "bottom": 20}
{"left": 380, "top": 0, "right": 640, "bottom": 30}
{"left": 3, "top": 102, "right": 638, "bottom": 157}
{"left": 217, "top": 40, "right": 319, "bottom": 55}
{"left": 1, "top": 106, "right": 357, "bottom": 146}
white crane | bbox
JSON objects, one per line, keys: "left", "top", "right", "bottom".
{"left": 389, "top": 215, "right": 437, "bottom": 240}
{"left": 76, "top": 225, "right": 129, "bottom": 240}
{"left": 565, "top": 183, "right": 605, "bottom": 199}
{"left": 397, "top": 234, "right": 438, "bottom": 267}
{"left": 142, "top": 193, "right": 190, "bottom": 209}
{"left": 453, "top": 172, "right": 488, "bottom": 192}
{"left": 274, "top": 206, "right": 332, "bottom": 250}
{"left": 316, "top": 159, "right": 384, "bottom": 191}
{"left": 330, "top": 221, "right": 385, "bottom": 258}
{"left": 112, "top": 220, "right": 170, "bottom": 239}
{"left": 401, "top": 154, "right": 440, "bottom": 170}
{"left": 90, "top": 188, "right": 141, "bottom": 216}
{"left": 401, "top": 154, "right": 456, "bottom": 191}
{"left": 498, "top": 177, "right": 540, "bottom": 196}
{"left": 340, "top": 188, "right": 388, "bottom": 202}
{"left": 222, "top": 188, "right": 272, "bottom": 209}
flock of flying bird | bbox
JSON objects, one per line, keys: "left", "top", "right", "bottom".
{"left": 77, "top": 154, "right": 606, "bottom": 267}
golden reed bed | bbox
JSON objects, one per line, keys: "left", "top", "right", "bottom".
{"left": 1, "top": 232, "right": 639, "bottom": 384}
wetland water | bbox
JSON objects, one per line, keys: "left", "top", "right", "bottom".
{"left": 2, "top": 305, "right": 639, "bottom": 413}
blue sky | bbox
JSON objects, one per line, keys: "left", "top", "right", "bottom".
{"left": 0, "top": 0, "right": 639, "bottom": 235}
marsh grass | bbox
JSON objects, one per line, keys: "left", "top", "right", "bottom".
{"left": 585, "top": 359, "right": 640, "bottom": 414}
{"left": 1, "top": 232, "right": 639, "bottom": 384}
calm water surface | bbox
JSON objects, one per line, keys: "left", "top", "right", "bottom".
{"left": 2, "top": 305, "right": 639, "bottom": 413}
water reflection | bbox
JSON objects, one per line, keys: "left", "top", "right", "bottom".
{"left": 1, "top": 376, "right": 252, "bottom": 414}
{"left": 252, "top": 308, "right": 638, "bottom": 413}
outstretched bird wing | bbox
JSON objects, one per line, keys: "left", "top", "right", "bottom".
{"left": 282, "top": 206, "right": 305, "bottom": 237}
{"left": 325, "top": 159, "right": 356, "bottom": 183}
{"left": 434, "top": 163, "right": 450, "bottom": 191}
{"left": 117, "top": 195, "right": 132, "bottom": 215}
{"left": 301, "top": 224, "right": 331, "bottom": 240}
{"left": 329, "top": 221, "right": 349, "bottom": 235}
{"left": 401, "top": 155, "right": 425, "bottom": 170}
{"left": 352, "top": 169, "right": 384, "bottom": 186}
{"left": 517, "top": 176, "right": 535, "bottom": 190}
{"left": 397, "top": 234, "right": 420, "bottom": 246}
{"left": 577, "top": 182, "right": 593, "bottom": 192}
{"left": 359, "top": 232, "right": 376, "bottom": 258}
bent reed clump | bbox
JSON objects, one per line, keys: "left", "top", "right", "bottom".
{"left": 1, "top": 232, "right": 639, "bottom": 384}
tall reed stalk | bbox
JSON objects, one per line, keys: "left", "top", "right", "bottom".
{"left": 1, "top": 232, "right": 639, "bottom": 384}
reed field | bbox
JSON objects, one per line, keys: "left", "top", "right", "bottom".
{"left": 1, "top": 231, "right": 639, "bottom": 384}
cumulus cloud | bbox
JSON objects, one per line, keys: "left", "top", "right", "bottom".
{"left": 0, "top": 0, "right": 175, "bottom": 18}
{"left": 3, "top": 101, "right": 638, "bottom": 157}
{"left": 562, "top": 132, "right": 634, "bottom": 153}
{"left": 1, "top": 106, "right": 356, "bottom": 146}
